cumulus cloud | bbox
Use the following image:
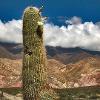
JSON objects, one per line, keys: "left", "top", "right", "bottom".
{"left": 66, "top": 16, "right": 82, "bottom": 25}
{"left": 44, "top": 17, "right": 100, "bottom": 51}
{"left": 0, "top": 19, "right": 22, "bottom": 43}
{"left": 0, "top": 17, "right": 100, "bottom": 51}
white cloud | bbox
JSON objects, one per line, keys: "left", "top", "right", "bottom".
{"left": 0, "top": 17, "right": 100, "bottom": 51}
{"left": 44, "top": 18, "right": 100, "bottom": 51}
{"left": 66, "top": 16, "right": 82, "bottom": 25}
{"left": 0, "top": 19, "right": 22, "bottom": 43}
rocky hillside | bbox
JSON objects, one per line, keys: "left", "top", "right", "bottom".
{"left": 61, "top": 57, "right": 100, "bottom": 88}
{"left": 0, "top": 58, "right": 22, "bottom": 88}
{"left": 0, "top": 42, "right": 100, "bottom": 88}
{"left": 0, "top": 57, "right": 99, "bottom": 88}
{"left": 47, "top": 57, "right": 100, "bottom": 88}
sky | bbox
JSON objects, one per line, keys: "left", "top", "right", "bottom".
{"left": 0, "top": 0, "right": 100, "bottom": 51}
{"left": 0, "top": 0, "right": 100, "bottom": 23}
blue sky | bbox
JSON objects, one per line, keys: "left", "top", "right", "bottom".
{"left": 0, "top": 0, "right": 100, "bottom": 23}
{"left": 0, "top": 0, "right": 100, "bottom": 51}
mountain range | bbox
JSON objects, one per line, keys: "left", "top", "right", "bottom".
{"left": 0, "top": 42, "right": 100, "bottom": 88}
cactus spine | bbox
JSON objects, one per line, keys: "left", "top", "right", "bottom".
{"left": 22, "top": 7, "right": 47, "bottom": 100}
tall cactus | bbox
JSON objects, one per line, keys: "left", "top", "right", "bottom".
{"left": 22, "top": 6, "right": 47, "bottom": 100}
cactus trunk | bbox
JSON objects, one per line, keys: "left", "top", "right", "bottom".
{"left": 22, "top": 7, "right": 47, "bottom": 100}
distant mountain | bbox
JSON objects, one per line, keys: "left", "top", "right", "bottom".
{"left": 0, "top": 42, "right": 22, "bottom": 54}
{"left": 0, "top": 42, "right": 22, "bottom": 59}
{"left": 46, "top": 46, "right": 100, "bottom": 64}
{"left": 0, "top": 42, "right": 100, "bottom": 64}
{"left": 0, "top": 45, "right": 14, "bottom": 59}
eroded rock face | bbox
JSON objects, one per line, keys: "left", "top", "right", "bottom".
{"left": 0, "top": 56, "right": 100, "bottom": 88}
{"left": 47, "top": 57, "right": 100, "bottom": 88}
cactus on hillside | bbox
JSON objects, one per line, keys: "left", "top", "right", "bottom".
{"left": 22, "top": 6, "right": 47, "bottom": 100}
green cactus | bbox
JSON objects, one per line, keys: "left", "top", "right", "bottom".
{"left": 22, "top": 6, "right": 47, "bottom": 100}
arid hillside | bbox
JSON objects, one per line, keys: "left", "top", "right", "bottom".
{"left": 0, "top": 42, "right": 100, "bottom": 88}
